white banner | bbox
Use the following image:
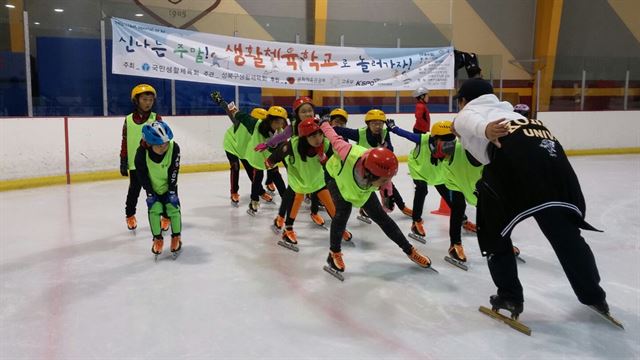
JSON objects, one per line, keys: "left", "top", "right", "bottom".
{"left": 111, "top": 17, "right": 454, "bottom": 91}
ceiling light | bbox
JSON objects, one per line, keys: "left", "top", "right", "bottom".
{"left": 34, "top": 22, "right": 40, "bottom": 25}
{"left": 135, "top": 13, "right": 144, "bottom": 17}
{"left": 54, "top": 8, "right": 64, "bottom": 12}
{"left": 5, "top": 4, "right": 16, "bottom": 8}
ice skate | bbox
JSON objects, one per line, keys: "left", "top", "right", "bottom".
{"left": 462, "top": 220, "right": 477, "bottom": 233}
{"left": 407, "top": 246, "right": 437, "bottom": 272}
{"left": 265, "top": 182, "right": 276, "bottom": 196}
{"left": 401, "top": 206, "right": 413, "bottom": 218}
{"left": 247, "top": 200, "right": 259, "bottom": 216}
{"left": 323, "top": 251, "right": 345, "bottom": 281}
{"left": 126, "top": 215, "right": 137, "bottom": 231}
{"left": 260, "top": 192, "right": 274, "bottom": 203}
{"left": 170, "top": 235, "right": 182, "bottom": 260}
{"left": 357, "top": 209, "right": 372, "bottom": 224}
{"left": 588, "top": 301, "right": 624, "bottom": 329}
{"left": 408, "top": 220, "right": 426, "bottom": 244}
{"left": 161, "top": 216, "right": 171, "bottom": 232}
{"left": 271, "top": 215, "right": 285, "bottom": 234}
{"left": 310, "top": 213, "right": 328, "bottom": 230}
{"left": 277, "top": 229, "right": 299, "bottom": 252}
{"left": 342, "top": 230, "right": 354, "bottom": 244}
{"left": 513, "top": 245, "right": 526, "bottom": 263}
{"left": 230, "top": 193, "right": 240, "bottom": 207}
{"left": 445, "top": 243, "right": 468, "bottom": 271}
{"left": 479, "top": 295, "right": 530, "bottom": 335}
{"left": 151, "top": 237, "right": 164, "bottom": 262}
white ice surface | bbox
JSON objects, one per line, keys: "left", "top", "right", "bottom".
{"left": 1, "top": 155, "right": 638, "bottom": 359}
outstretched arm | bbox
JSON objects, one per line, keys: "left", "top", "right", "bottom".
{"left": 386, "top": 119, "right": 421, "bottom": 144}
{"left": 333, "top": 126, "right": 360, "bottom": 142}
{"left": 320, "top": 122, "right": 352, "bottom": 161}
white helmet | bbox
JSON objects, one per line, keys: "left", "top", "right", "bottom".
{"left": 413, "top": 87, "right": 429, "bottom": 98}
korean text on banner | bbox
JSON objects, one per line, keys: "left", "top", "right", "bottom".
{"left": 111, "top": 17, "right": 454, "bottom": 91}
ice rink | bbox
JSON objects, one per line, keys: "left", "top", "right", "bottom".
{"left": 1, "top": 154, "right": 638, "bottom": 359}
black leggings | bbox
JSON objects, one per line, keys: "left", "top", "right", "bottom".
{"left": 412, "top": 180, "right": 466, "bottom": 245}
{"left": 125, "top": 169, "right": 142, "bottom": 217}
{"left": 486, "top": 207, "right": 606, "bottom": 305}
{"left": 251, "top": 166, "right": 286, "bottom": 201}
{"left": 225, "top": 151, "right": 254, "bottom": 195}
{"left": 327, "top": 180, "right": 413, "bottom": 254}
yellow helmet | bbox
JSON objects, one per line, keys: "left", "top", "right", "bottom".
{"left": 364, "top": 109, "right": 386, "bottom": 122}
{"left": 330, "top": 108, "right": 348, "bottom": 120}
{"left": 250, "top": 107, "right": 268, "bottom": 120}
{"left": 431, "top": 121, "right": 454, "bottom": 136}
{"left": 267, "top": 106, "right": 288, "bottom": 119}
{"left": 131, "top": 84, "right": 156, "bottom": 101}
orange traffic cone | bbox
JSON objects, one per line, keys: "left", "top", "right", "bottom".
{"left": 430, "top": 197, "right": 451, "bottom": 216}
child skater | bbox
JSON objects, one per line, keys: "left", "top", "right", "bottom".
{"left": 266, "top": 118, "right": 352, "bottom": 251}
{"left": 120, "top": 84, "right": 169, "bottom": 232}
{"left": 135, "top": 121, "right": 182, "bottom": 260}
{"left": 318, "top": 119, "right": 434, "bottom": 281}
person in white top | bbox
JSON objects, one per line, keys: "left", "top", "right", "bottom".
{"left": 451, "top": 78, "right": 611, "bottom": 322}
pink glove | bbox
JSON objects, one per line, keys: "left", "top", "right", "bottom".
{"left": 255, "top": 143, "right": 268, "bottom": 152}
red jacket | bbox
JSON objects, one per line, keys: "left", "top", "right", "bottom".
{"left": 413, "top": 101, "right": 431, "bottom": 133}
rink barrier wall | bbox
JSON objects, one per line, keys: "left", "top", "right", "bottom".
{"left": 1, "top": 111, "right": 639, "bottom": 191}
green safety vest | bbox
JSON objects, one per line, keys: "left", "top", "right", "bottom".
{"left": 126, "top": 112, "right": 156, "bottom": 170}
{"left": 357, "top": 127, "right": 387, "bottom": 149}
{"left": 234, "top": 120, "right": 256, "bottom": 161}
{"left": 223, "top": 125, "right": 239, "bottom": 156}
{"left": 244, "top": 120, "right": 272, "bottom": 170}
{"left": 147, "top": 140, "right": 174, "bottom": 195}
{"left": 407, "top": 133, "right": 446, "bottom": 185}
{"left": 443, "top": 143, "right": 484, "bottom": 206}
{"left": 284, "top": 137, "right": 330, "bottom": 194}
{"left": 326, "top": 145, "right": 374, "bottom": 208}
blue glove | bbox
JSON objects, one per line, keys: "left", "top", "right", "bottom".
{"left": 146, "top": 193, "right": 158, "bottom": 208}
{"left": 167, "top": 191, "right": 180, "bottom": 208}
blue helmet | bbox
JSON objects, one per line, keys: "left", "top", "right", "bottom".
{"left": 142, "top": 121, "right": 173, "bottom": 145}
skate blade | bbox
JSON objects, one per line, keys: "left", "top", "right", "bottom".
{"left": 479, "top": 306, "right": 531, "bottom": 336}
{"left": 312, "top": 222, "right": 329, "bottom": 231}
{"left": 271, "top": 225, "right": 283, "bottom": 234}
{"left": 129, "top": 228, "right": 136, "bottom": 235}
{"left": 588, "top": 306, "right": 624, "bottom": 329}
{"left": 277, "top": 240, "right": 299, "bottom": 252}
{"left": 231, "top": 201, "right": 239, "bottom": 208}
{"left": 265, "top": 189, "right": 276, "bottom": 196}
{"left": 342, "top": 239, "right": 356, "bottom": 247}
{"left": 246, "top": 209, "right": 257, "bottom": 216}
{"left": 171, "top": 248, "right": 182, "bottom": 260}
{"left": 154, "top": 254, "right": 160, "bottom": 262}
{"left": 408, "top": 233, "right": 426, "bottom": 244}
{"left": 444, "top": 256, "right": 469, "bottom": 271}
{"left": 357, "top": 215, "right": 372, "bottom": 224}
{"left": 323, "top": 265, "right": 344, "bottom": 281}
{"left": 516, "top": 255, "right": 526, "bottom": 263}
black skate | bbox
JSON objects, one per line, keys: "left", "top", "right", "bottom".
{"left": 247, "top": 201, "right": 259, "bottom": 216}
{"left": 479, "top": 295, "right": 530, "bottom": 335}
{"left": 357, "top": 209, "right": 372, "bottom": 224}
{"left": 323, "top": 252, "right": 345, "bottom": 281}
{"left": 588, "top": 301, "right": 624, "bottom": 329}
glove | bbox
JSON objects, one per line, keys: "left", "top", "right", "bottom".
{"left": 146, "top": 193, "right": 159, "bottom": 208}
{"left": 318, "top": 114, "right": 331, "bottom": 127}
{"left": 227, "top": 101, "right": 238, "bottom": 116}
{"left": 167, "top": 191, "right": 180, "bottom": 208}
{"left": 315, "top": 146, "right": 328, "bottom": 165}
{"left": 385, "top": 118, "right": 397, "bottom": 131}
{"left": 264, "top": 158, "right": 277, "bottom": 169}
{"left": 254, "top": 143, "right": 268, "bottom": 152}
{"left": 210, "top": 91, "right": 223, "bottom": 105}
{"left": 120, "top": 157, "right": 128, "bottom": 177}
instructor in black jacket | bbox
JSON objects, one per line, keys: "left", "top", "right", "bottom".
{"left": 451, "top": 78, "right": 609, "bottom": 319}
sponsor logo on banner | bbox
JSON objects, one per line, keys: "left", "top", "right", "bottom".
{"left": 134, "top": 0, "right": 221, "bottom": 28}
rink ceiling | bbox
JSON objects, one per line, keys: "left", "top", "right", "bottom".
{"left": 0, "top": 155, "right": 639, "bottom": 359}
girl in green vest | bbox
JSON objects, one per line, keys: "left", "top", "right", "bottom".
{"left": 386, "top": 120, "right": 480, "bottom": 266}
{"left": 333, "top": 109, "right": 413, "bottom": 220}
{"left": 135, "top": 121, "right": 182, "bottom": 260}
{"left": 224, "top": 107, "right": 269, "bottom": 206}
{"left": 265, "top": 118, "right": 352, "bottom": 251}
{"left": 232, "top": 105, "right": 288, "bottom": 215}
{"left": 120, "top": 84, "right": 170, "bottom": 233}
{"left": 318, "top": 121, "right": 433, "bottom": 280}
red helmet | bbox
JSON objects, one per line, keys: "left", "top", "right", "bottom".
{"left": 362, "top": 147, "right": 398, "bottom": 178}
{"left": 292, "top": 96, "right": 313, "bottom": 112}
{"left": 297, "top": 118, "right": 320, "bottom": 137}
